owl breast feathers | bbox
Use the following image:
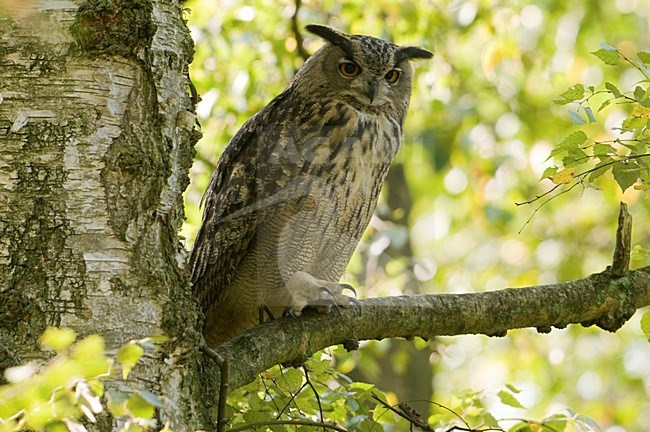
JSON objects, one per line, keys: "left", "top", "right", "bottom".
{"left": 189, "top": 25, "right": 432, "bottom": 346}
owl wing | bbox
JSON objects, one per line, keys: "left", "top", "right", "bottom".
{"left": 189, "top": 92, "right": 314, "bottom": 312}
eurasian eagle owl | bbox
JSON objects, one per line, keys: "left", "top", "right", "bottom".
{"left": 189, "top": 25, "right": 432, "bottom": 346}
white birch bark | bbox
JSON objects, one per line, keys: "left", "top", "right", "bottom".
{"left": 0, "top": 0, "right": 210, "bottom": 429}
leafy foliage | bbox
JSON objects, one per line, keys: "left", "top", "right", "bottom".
{"left": 224, "top": 353, "right": 602, "bottom": 431}
{"left": 540, "top": 44, "right": 650, "bottom": 199}
{"left": 0, "top": 328, "right": 169, "bottom": 432}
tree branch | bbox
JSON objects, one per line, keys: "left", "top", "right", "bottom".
{"left": 214, "top": 265, "right": 650, "bottom": 393}
{"left": 610, "top": 202, "right": 632, "bottom": 277}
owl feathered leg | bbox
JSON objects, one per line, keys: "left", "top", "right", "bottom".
{"left": 259, "top": 305, "right": 275, "bottom": 323}
{"left": 284, "top": 271, "right": 353, "bottom": 315}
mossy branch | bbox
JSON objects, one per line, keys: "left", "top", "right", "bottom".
{"left": 211, "top": 265, "right": 650, "bottom": 394}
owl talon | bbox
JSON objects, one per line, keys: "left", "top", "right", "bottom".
{"left": 340, "top": 283, "right": 357, "bottom": 298}
{"left": 317, "top": 287, "right": 341, "bottom": 313}
{"left": 283, "top": 307, "right": 300, "bottom": 318}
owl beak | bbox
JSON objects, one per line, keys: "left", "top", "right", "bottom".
{"left": 367, "top": 80, "right": 379, "bottom": 104}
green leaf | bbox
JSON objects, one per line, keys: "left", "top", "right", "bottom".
{"left": 641, "top": 96, "right": 650, "bottom": 108}
{"left": 275, "top": 367, "right": 303, "bottom": 392}
{"left": 137, "top": 390, "right": 164, "bottom": 408}
{"left": 497, "top": 390, "right": 525, "bottom": 408}
{"left": 126, "top": 392, "right": 156, "bottom": 419}
{"left": 43, "top": 421, "right": 69, "bottom": 432}
{"left": 592, "top": 48, "right": 620, "bottom": 66}
{"left": 124, "top": 424, "right": 144, "bottom": 432}
{"left": 641, "top": 312, "right": 650, "bottom": 341}
{"left": 634, "top": 86, "right": 646, "bottom": 102}
{"left": 540, "top": 166, "right": 559, "bottom": 180}
{"left": 593, "top": 143, "right": 614, "bottom": 156}
{"left": 350, "top": 382, "right": 375, "bottom": 392}
{"left": 622, "top": 116, "right": 646, "bottom": 131}
{"left": 117, "top": 343, "right": 144, "bottom": 380}
{"left": 106, "top": 389, "right": 128, "bottom": 417}
{"left": 549, "top": 131, "right": 589, "bottom": 160}
{"left": 612, "top": 161, "right": 639, "bottom": 192}
{"left": 560, "top": 131, "right": 588, "bottom": 149}
{"left": 147, "top": 335, "right": 170, "bottom": 344}
{"left": 605, "top": 82, "right": 621, "bottom": 98}
{"left": 638, "top": 51, "right": 650, "bottom": 64}
{"left": 568, "top": 110, "right": 586, "bottom": 125}
{"left": 589, "top": 159, "right": 613, "bottom": 182}
{"left": 584, "top": 106, "right": 596, "bottom": 123}
{"left": 71, "top": 335, "right": 110, "bottom": 377}
{"left": 483, "top": 412, "right": 500, "bottom": 428}
{"left": 505, "top": 383, "right": 522, "bottom": 393}
{"left": 40, "top": 327, "right": 77, "bottom": 352}
{"left": 598, "top": 98, "right": 611, "bottom": 113}
{"left": 554, "top": 84, "right": 585, "bottom": 105}
{"left": 563, "top": 148, "right": 589, "bottom": 167}
{"left": 87, "top": 379, "right": 105, "bottom": 397}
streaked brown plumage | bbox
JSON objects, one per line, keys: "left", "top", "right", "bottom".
{"left": 189, "top": 25, "right": 432, "bottom": 346}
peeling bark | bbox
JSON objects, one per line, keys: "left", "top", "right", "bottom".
{"left": 0, "top": 1, "right": 209, "bottom": 430}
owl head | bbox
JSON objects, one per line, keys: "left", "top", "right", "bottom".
{"left": 296, "top": 25, "right": 432, "bottom": 111}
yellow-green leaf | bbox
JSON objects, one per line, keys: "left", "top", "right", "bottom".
{"left": 483, "top": 412, "right": 500, "bottom": 428}
{"left": 605, "top": 82, "right": 621, "bottom": 98}
{"left": 106, "top": 389, "right": 128, "bottom": 417}
{"left": 506, "top": 383, "right": 522, "bottom": 393}
{"left": 540, "top": 166, "right": 559, "bottom": 180}
{"left": 554, "top": 84, "right": 584, "bottom": 105}
{"left": 612, "top": 161, "right": 639, "bottom": 192}
{"left": 40, "top": 327, "right": 76, "bottom": 352}
{"left": 591, "top": 48, "right": 619, "bottom": 65}
{"left": 497, "top": 390, "right": 525, "bottom": 408}
{"left": 126, "top": 392, "right": 156, "bottom": 419}
{"left": 638, "top": 51, "right": 650, "bottom": 64}
{"left": 641, "top": 312, "right": 650, "bottom": 341}
{"left": 117, "top": 343, "right": 144, "bottom": 380}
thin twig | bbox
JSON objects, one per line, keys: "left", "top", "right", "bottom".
{"left": 517, "top": 180, "right": 583, "bottom": 234}
{"left": 274, "top": 369, "right": 307, "bottom": 417}
{"left": 202, "top": 344, "right": 230, "bottom": 432}
{"left": 303, "top": 365, "right": 325, "bottom": 429}
{"left": 260, "top": 376, "right": 281, "bottom": 413}
{"left": 516, "top": 153, "right": 650, "bottom": 231}
{"left": 371, "top": 393, "right": 434, "bottom": 431}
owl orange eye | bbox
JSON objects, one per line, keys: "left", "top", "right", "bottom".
{"left": 338, "top": 61, "right": 361, "bottom": 78}
{"left": 385, "top": 69, "right": 400, "bottom": 84}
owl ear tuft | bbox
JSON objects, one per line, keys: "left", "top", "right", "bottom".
{"left": 395, "top": 46, "right": 433, "bottom": 63}
{"left": 305, "top": 24, "right": 355, "bottom": 58}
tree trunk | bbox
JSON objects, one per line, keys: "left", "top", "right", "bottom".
{"left": 0, "top": 0, "right": 211, "bottom": 429}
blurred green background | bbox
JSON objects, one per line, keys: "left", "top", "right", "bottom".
{"left": 182, "top": 0, "right": 650, "bottom": 429}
